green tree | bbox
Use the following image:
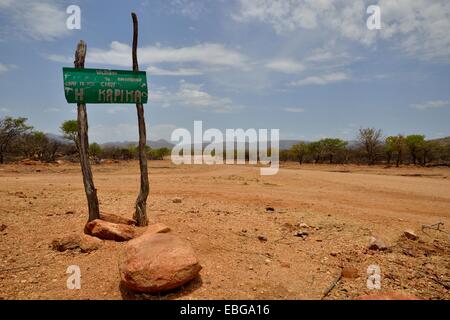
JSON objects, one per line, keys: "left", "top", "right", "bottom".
{"left": 421, "top": 140, "right": 444, "bottom": 166}
{"left": 358, "top": 128, "right": 382, "bottom": 165}
{"left": 320, "top": 138, "right": 347, "bottom": 164}
{"left": 60, "top": 120, "right": 78, "bottom": 150}
{"left": 290, "top": 142, "right": 309, "bottom": 164}
{"left": 385, "top": 135, "right": 406, "bottom": 167}
{"left": 307, "top": 141, "right": 324, "bottom": 163}
{"left": 89, "top": 142, "right": 102, "bottom": 158}
{"left": 0, "top": 117, "right": 33, "bottom": 164}
{"left": 405, "top": 135, "right": 425, "bottom": 165}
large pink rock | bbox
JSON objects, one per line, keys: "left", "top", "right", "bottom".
{"left": 85, "top": 219, "right": 136, "bottom": 241}
{"left": 119, "top": 233, "right": 202, "bottom": 293}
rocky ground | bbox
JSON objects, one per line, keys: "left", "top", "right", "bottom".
{"left": 0, "top": 160, "right": 449, "bottom": 300}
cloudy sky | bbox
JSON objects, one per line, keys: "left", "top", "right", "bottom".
{"left": 0, "top": 0, "right": 449, "bottom": 143}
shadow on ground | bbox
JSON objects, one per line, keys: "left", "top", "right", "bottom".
{"left": 119, "top": 275, "right": 203, "bottom": 300}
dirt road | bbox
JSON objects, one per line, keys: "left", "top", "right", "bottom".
{"left": 0, "top": 161, "right": 449, "bottom": 299}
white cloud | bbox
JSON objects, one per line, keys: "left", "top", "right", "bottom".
{"left": 266, "top": 59, "right": 305, "bottom": 74}
{"left": 62, "top": 41, "right": 249, "bottom": 69}
{"left": 234, "top": 0, "right": 450, "bottom": 62}
{"left": 290, "top": 72, "right": 350, "bottom": 86}
{"left": 48, "top": 41, "right": 249, "bottom": 78}
{"left": 147, "top": 66, "right": 203, "bottom": 76}
{"left": 0, "top": 63, "right": 10, "bottom": 74}
{"left": 149, "top": 124, "right": 178, "bottom": 141}
{"left": 1, "top": 0, "right": 69, "bottom": 40}
{"left": 150, "top": 81, "right": 241, "bottom": 113}
{"left": 411, "top": 100, "right": 450, "bottom": 110}
{"left": 0, "top": 63, "right": 16, "bottom": 74}
{"left": 284, "top": 107, "right": 305, "bottom": 113}
{"left": 46, "top": 54, "right": 71, "bottom": 64}
{"left": 168, "top": 0, "right": 206, "bottom": 19}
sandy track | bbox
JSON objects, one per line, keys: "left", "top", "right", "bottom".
{"left": 0, "top": 161, "right": 449, "bottom": 299}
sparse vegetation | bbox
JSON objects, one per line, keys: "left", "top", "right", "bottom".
{"left": 1, "top": 117, "right": 450, "bottom": 166}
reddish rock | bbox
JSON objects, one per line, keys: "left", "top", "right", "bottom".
{"left": 403, "top": 230, "right": 419, "bottom": 241}
{"left": 100, "top": 212, "right": 136, "bottom": 226}
{"left": 51, "top": 234, "right": 102, "bottom": 252}
{"left": 341, "top": 266, "right": 359, "bottom": 279}
{"left": 52, "top": 234, "right": 81, "bottom": 251}
{"left": 368, "top": 235, "right": 389, "bottom": 250}
{"left": 172, "top": 197, "right": 182, "bottom": 203}
{"left": 357, "top": 292, "right": 421, "bottom": 300}
{"left": 145, "top": 223, "right": 171, "bottom": 235}
{"left": 79, "top": 235, "right": 103, "bottom": 253}
{"left": 119, "top": 233, "right": 202, "bottom": 293}
{"left": 85, "top": 219, "right": 136, "bottom": 241}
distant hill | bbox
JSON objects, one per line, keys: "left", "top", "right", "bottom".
{"left": 101, "top": 139, "right": 174, "bottom": 149}
{"left": 431, "top": 137, "right": 450, "bottom": 146}
{"left": 44, "top": 133, "right": 175, "bottom": 149}
{"left": 45, "top": 133, "right": 71, "bottom": 144}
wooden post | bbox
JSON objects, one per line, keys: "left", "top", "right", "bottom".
{"left": 74, "top": 40, "right": 100, "bottom": 222}
{"left": 131, "top": 13, "right": 149, "bottom": 227}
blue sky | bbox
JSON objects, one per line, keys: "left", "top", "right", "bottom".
{"left": 0, "top": 0, "right": 449, "bottom": 143}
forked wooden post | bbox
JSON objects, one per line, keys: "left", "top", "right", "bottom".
{"left": 74, "top": 40, "right": 100, "bottom": 222}
{"left": 131, "top": 13, "right": 149, "bottom": 226}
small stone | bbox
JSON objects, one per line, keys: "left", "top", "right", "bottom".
{"left": 65, "top": 210, "right": 75, "bottom": 215}
{"left": 368, "top": 235, "right": 389, "bottom": 250}
{"left": 403, "top": 230, "right": 418, "bottom": 241}
{"left": 294, "top": 231, "right": 309, "bottom": 238}
{"left": 265, "top": 207, "right": 275, "bottom": 212}
{"left": 264, "top": 259, "right": 271, "bottom": 265}
{"left": 280, "top": 262, "right": 290, "bottom": 268}
{"left": 257, "top": 235, "right": 267, "bottom": 242}
{"left": 79, "top": 236, "right": 103, "bottom": 253}
{"left": 51, "top": 234, "right": 102, "bottom": 253}
{"left": 0, "top": 224, "right": 6, "bottom": 232}
{"left": 341, "top": 266, "right": 359, "bottom": 279}
{"left": 330, "top": 251, "right": 338, "bottom": 257}
{"left": 248, "top": 266, "right": 254, "bottom": 270}
{"left": 145, "top": 223, "right": 171, "bottom": 235}
{"left": 51, "top": 234, "right": 82, "bottom": 252}
{"left": 299, "top": 223, "right": 310, "bottom": 228}
{"left": 172, "top": 197, "right": 183, "bottom": 204}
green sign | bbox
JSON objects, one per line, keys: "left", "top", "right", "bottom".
{"left": 63, "top": 67, "right": 148, "bottom": 104}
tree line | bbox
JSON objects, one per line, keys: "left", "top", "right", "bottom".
{"left": 1, "top": 116, "right": 449, "bottom": 166}
{"left": 0, "top": 116, "right": 170, "bottom": 164}
{"left": 280, "top": 128, "right": 450, "bottom": 166}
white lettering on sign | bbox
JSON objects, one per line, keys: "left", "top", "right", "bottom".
{"left": 97, "top": 89, "right": 148, "bottom": 103}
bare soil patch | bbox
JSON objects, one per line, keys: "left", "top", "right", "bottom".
{"left": 0, "top": 161, "right": 449, "bottom": 299}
